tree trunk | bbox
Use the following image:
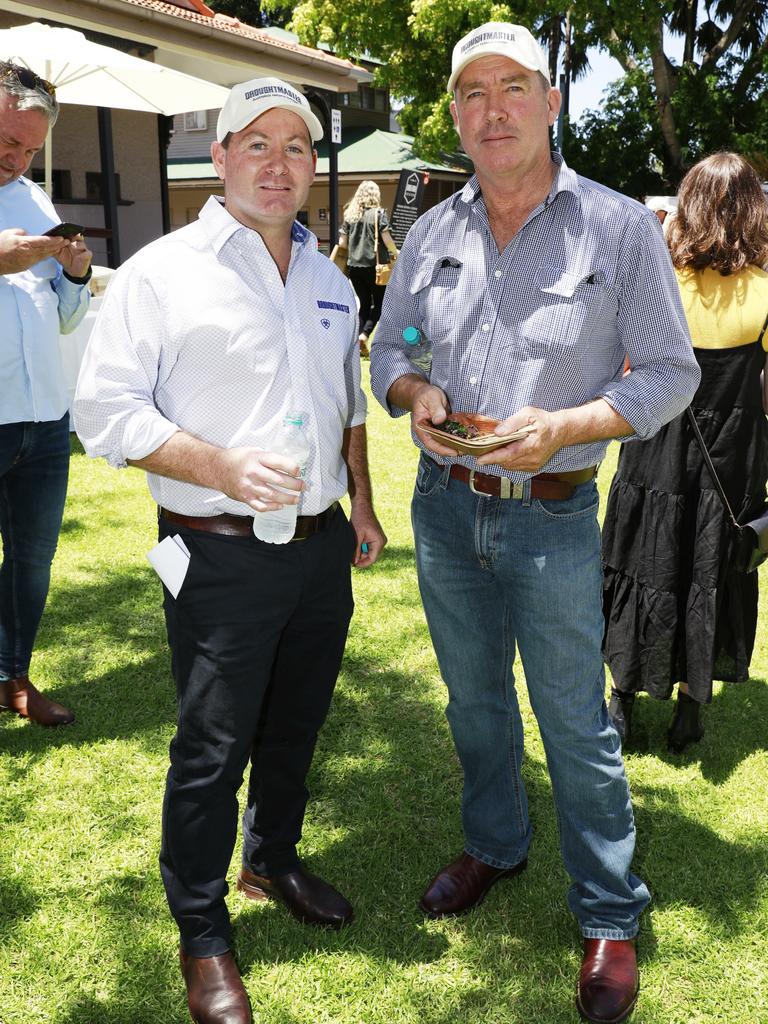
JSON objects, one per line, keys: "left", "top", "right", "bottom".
{"left": 650, "top": 22, "right": 685, "bottom": 183}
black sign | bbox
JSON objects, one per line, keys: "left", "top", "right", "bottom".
{"left": 389, "top": 169, "right": 428, "bottom": 247}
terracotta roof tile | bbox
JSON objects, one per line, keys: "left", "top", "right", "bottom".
{"left": 120, "top": 0, "right": 363, "bottom": 73}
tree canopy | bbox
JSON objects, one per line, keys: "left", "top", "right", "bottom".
{"left": 283, "top": 0, "right": 768, "bottom": 194}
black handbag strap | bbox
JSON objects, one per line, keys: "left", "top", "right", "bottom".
{"left": 758, "top": 308, "right": 768, "bottom": 349}
{"left": 685, "top": 307, "right": 768, "bottom": 527}
{"left": 685, "top": 407, "right": 741, "bottom": 529}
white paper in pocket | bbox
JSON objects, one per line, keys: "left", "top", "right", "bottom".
{"left": 147, "top": 534, "right": 191, "bottom": 598}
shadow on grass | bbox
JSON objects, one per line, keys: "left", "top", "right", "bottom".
{"left": 621, "top": 677, "right": 768, "bottom": 784}
{"left": 4, "top": 470, "right": 768, "bottom": 1020}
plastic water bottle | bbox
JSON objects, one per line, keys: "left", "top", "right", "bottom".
{"left": 252, "top": 414, "right": 310, "bottom": 545}
{"left": 403, "top": 326, "right": 432, "bottom": 374}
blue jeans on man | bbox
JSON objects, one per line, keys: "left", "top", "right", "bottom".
{"left": 0, "top": 414, "right": 74, "bottom": 725}
{"left": 411, "top": 454, "right": 649, "bottom": 938}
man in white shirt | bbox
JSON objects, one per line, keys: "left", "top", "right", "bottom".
{"left": 74, "top": 78, "right": 386, "bottom": 1024}
{"left": 0, "top": 62, "right": 92, "bottom": 729}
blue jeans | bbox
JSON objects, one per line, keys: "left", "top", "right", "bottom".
{"left": 411, "top": 455, "right": 650, "bottom": 939}
{"left": 0, "top": 416, "right": 70, "bottom": 679}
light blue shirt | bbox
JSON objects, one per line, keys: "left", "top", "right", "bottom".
{"left": 371, "top": 154, "right": 701, "bottom": 480}
{"left": 0, "top": 175, "right": 90, "bottom": 424}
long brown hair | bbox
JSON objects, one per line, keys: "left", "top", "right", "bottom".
{"left": 667, "top": 152, "right": 768, "bottom": 275}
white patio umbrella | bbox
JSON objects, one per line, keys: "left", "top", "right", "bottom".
{"left": 0, "top": 20, "right": 229, "bottom": 195}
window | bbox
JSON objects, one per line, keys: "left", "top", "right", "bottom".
{"left": 183, "top": 110, "right": 207, "bottom": 131}
{"left": 85, "top": 171, "right": 122, "bottom": 202}
{"left": 29, "top": 168, "right": 72, "bottom": 200}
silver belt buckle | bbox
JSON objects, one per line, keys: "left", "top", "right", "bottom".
{"left": 468, "top": 470, "right": 521, "bottom": 499}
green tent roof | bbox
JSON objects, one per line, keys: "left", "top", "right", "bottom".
{"left": 168, "top": 127, "right": 470, "bottom": 181}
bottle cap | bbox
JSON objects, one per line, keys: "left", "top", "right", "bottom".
{"left": 403, "top": 326, "right": 421, "bottom": 346}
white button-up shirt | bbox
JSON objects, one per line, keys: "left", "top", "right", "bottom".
{"left": 74, "top": 196, "right": 366, "bottom": 517}
{"left": 0, "top": 175, "right": 90, "bottom": 424}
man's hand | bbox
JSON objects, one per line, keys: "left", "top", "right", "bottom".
{"left": 475, "top": 407, "right": 562, "bottom": 472}
{"left": 215, "top": 446, "right": 306, "bottom": 512}
{"left": 55, "top": 233, "right": 93, "bottom": 278}
{"left": 349, "top": 505, "right": 387, "bottom": 568}
{"left": 0, "top": 228, "right": 71, "bottom": 275}
{"left": 410, "top": 382, "right": 457, "bottom": 457}
{"left": 476, "top": 399, "right": 634, "bottom": 472}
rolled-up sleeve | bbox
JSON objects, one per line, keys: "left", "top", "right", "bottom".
{"left": 600, "top": 215, "right": 701, "bottom": 439}
{"left": 370, "top": 238, "right": 426, "bottom": 416}
{"left": 53, "top": 272, "right": 90, "bottom": 335}
{"left": 73, "top": 266, "right": 179, "bottom": 468}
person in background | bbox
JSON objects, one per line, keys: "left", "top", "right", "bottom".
{"left": 335, "top": 180, "right": 398, "bottom": 356}
{"left": 74, "top": 77, "right": 385, "bottom": 1024}
{"left": 644, "top": 195, "right": 677, "bottom": 230}
{"left": 603, "top": 152, "right": 768, "bottom": 753}
{"left": 371, "top": 21, "right": 700, "bottom": 1024}
{"left": 0, "top": 61, "right": 92, "bottom": 728}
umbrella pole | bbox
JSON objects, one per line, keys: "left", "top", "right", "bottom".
{"left": 44, "top": 127, "right": 52, "bottom": 198}
{"left": 44, "top": 60, "right": 52, "bottom": 197}
{"left": 97, "top": 106, "right": 121, "bottom": 268}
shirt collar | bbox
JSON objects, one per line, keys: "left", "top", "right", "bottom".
{"left": 458, "top": 152, "right": 580, "bottom": 210}
{"left": 197, "top": 194, "right": 314, "bottom": 255}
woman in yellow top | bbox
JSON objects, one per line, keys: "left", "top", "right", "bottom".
{"left": 602, "top": 152, "right": 768, "bottom": 753}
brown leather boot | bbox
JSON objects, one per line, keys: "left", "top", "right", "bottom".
{"left": 179, "top": 949, "right": 251, "bottom": 1024}
{"left": 0, "top": 675, "right": 74, "bottom": 726}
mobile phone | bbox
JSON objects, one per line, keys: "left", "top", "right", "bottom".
{"left": 44, "top": 222, "right": 83, "bottom": 238}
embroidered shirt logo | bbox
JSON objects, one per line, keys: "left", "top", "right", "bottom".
{"left": 321, "top": 318, "right": 331, "bottom": 329}
{"left": 317, "top": 300, "right": 350, "bottom": 313}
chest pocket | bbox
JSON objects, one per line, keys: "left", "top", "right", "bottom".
{"left": 409, "top": 254, "right": 463, "bottom": 346}
{"left": 520, "top": 264, "right": 614, "bottom": 360}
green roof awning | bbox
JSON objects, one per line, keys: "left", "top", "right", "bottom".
{"left": 168, "top": 127, "right": 469, "bottom": 181}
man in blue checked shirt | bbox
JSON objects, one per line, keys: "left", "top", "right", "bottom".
{"left": 0, "top": 63, "right": 92, "bottom": 730}
{"left": 371, "top": 22, "right": 700, "bottom": 1024}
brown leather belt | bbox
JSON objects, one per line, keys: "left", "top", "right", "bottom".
{"left": 160, "top": 502, "right": 339, "bottom": 541}
{"left": 448, "top": 464, "right": 597, "bottom": 500}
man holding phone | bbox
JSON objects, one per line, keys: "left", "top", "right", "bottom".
{"left": 0, "top": 61, "right": 92, "bottom": 728}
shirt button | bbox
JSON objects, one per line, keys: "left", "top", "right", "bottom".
{"left": 469, "top": 376, "right": 478, "bottom": 385}
{"left": 494, "top": 270, "right": 502, "bottom": 278}
{"left": 481, "top": 323, "right": 490, "bottom": 332}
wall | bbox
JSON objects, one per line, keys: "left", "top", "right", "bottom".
{"left": 27, "top": 107, "right": 164, "bottom": 264}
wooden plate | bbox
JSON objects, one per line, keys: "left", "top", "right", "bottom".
{"left": 417, "top": 412, "right": 535, "bottom": 456}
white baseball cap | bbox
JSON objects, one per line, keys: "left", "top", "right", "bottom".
{"left": 447, "top": 22, "right": 550, "bottom": 93}
{"left": 216, "top": 77, "right": 323, "bottom": 143}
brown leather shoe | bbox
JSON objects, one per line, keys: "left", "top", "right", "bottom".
{"left": 0, "top": 675, "right": 74, "bottom": 726}
{"left": 576, "top": 938, "right": 639, "bottom": 1023}
{"left": 419, "top": 851, "right": 527, "bottom": 919}
{"left": 179, "top": 949, "right": 251, "bottom": 1024}
{"left": 237, "top": 864, "right": 353, "bottom": 929}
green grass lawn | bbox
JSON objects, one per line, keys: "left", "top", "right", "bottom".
{"left": 2, "top": 384, "right": 767, "bottom": 1024}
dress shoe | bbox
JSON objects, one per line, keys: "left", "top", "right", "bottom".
{"left": 419, "top": 851, "right": 527, "bottom": 919}
{"left": 0, "top": 675, "right": 74, "bottom": 726}
{"left": 576, "top": 938, "right": 639, "bottom": 1024}
{"left": 179, "top": 949, "right": 251, "bottom": 1024}
{"left": 237, "top": 864, "right": 353, "bottom": 928}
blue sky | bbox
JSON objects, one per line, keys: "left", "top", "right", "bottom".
{"left": 568, "top": 48, "right": 624, "bottom": 120}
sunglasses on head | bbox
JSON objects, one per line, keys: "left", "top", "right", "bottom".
{"left": 0, "top": 62, "right": 56, "bottom": 97}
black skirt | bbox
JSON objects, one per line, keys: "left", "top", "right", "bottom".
{"left": 602, "top": 341, "right": 768, "bottom": 703}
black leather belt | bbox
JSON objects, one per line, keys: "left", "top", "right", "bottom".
{"left": 160, "top": 502, "right": 339, "bottom": 541}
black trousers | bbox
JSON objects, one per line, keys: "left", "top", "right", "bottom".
{"left": 347, "top": 265, "right": 385, "bottom": 336}
{"left": 158, "top": 508, "right": 355, "bottom": 957}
